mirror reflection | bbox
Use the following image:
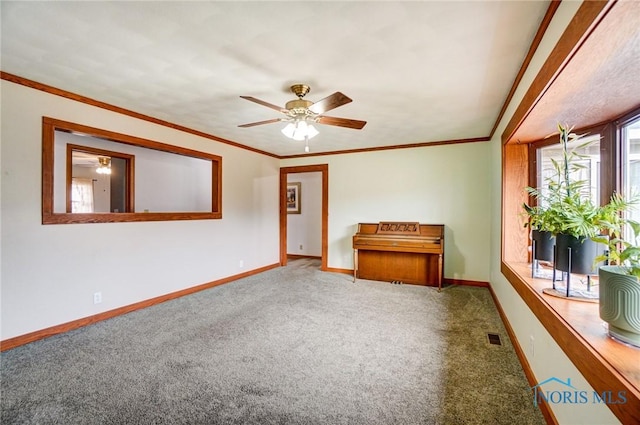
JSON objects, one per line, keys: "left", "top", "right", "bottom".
{"left": 69, "top": 149, "right": 130, "bottom": 213}
{"left": 56, "top": 131, "right": 212, "bottom": 214}
{"left": 42, "top": 117, "right": 222, "bottom": 225}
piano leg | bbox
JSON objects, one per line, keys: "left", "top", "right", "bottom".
{"left": 353, "top": 249, "right": 358, "bottom": 283}
{"left": 437, "top": 253, "right": 443, "bottom": 292}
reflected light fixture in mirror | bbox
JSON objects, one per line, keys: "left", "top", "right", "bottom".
{"left": 96, "top": 157, "right": 112, "bottom": 175}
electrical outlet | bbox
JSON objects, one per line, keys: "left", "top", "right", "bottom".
{"left": 530, "top": 335, "right": 535, "bottom": 358}
{"left": 239, "top": 260, "right": 244, "bottom": 268}
{"left": 299, "top": 244, "right": 303, "bottom": 250}
{"left": 93, "top": 292, "right": 102, "bottom": 304}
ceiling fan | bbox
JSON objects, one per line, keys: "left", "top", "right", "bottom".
{"left": 238, "top": 84, "right": 367, "bottom": 139}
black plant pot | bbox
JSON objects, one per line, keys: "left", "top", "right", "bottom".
{"left": 555, "top": 233, "right": 602, "bottom": 275}
{"left": 532, "top": 230, "right": 555, "bottom": 262}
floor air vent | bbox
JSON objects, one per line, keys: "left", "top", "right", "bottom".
{"left": 487, "top": 333, "right": 502, "bottom": 345}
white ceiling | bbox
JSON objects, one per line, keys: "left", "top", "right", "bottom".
{"left": 1, "top": 1, "right": 550, "bottom": 157}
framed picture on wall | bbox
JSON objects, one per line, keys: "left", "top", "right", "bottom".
{"left": 287, "top": 182, "right": 301, "bottom": 214}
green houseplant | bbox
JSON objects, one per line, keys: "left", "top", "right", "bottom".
{"left": 523, "top": 124, "right": 602, "bottom": 272}
{"left": 522, "top": 202, "right": 557, "bottom": 262}
{"left": 593, "top": 192, "right": 640, "bottom": 273}
{"left": 593, "top": 204, "right": 640, "bottom": 347}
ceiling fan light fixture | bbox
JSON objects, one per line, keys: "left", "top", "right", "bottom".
{"left": 96, "top": 156, "right": 112, "bottom": 175}
{"left": 239, "top": 83, "right": 365, "bottom": 152}
{"left": 281, "top": 120, "right": 319, "bottom": 141}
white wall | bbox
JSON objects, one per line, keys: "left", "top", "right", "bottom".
{"left": 282, "top": 141, "right": 492, "bottom": 282}
{"left": 487, "top": 1, "right": 619, "bottom": 424}
{"left": 287, "top": 172, "right": 322, "bottom": 256}
{"left": 0, "top": 80, "right": 280, "bottom": 341}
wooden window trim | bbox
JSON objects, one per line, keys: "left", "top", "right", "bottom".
{"left": 504, "top": 114, "right": 640, "bottom": 424}
{"left": 501, "top": 2, "right": 640, "bottom": 423}
{"left": 43, "top": 117, "right": 222, "bottom": 224}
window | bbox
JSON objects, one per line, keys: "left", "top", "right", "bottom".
{"left": 530, "top": 111, "right": 640, "bottom": 252}
{"left": 622, "top": 115, "right": 640, "bottom": 225}
{"left": 511, "top": 108, "right": 640, "bottom": 425}
{"left": 530, "top": 108, "right": 640, "bottom": 220}
{"left": 70, "top": 178, "right": 94, "bottom": 213}
{"left": 530, "top": 119, "right": 622, "bottom": 209}
{"left": 499, "top": 3, "right": 640, "bottom": 422}
{"left": 536, "top": 133, "right": 601, "bottom": 207}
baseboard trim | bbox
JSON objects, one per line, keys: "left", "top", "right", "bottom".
{"left": 0, "top": 263, "right": 280, "bottom": 352}
{"left": 324, "top": 267, "right": 353, "bottom": 275}
{"left": 286, "top": 254, "right": 322, "bottom": 260}
{"left": 487, "top": 284, "right": 558, "bottom": 425}
{"left": 444, "top": 278, "right": 489, "bottom": 287}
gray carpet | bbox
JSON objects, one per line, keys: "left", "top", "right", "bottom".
{"left": 1, "top": 259, "right": 544, "bottom": 424}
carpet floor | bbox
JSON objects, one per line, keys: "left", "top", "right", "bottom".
{"left": 1, "top": 259, "right": 545, "bottom": 424}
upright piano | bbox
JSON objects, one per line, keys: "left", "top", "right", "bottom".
{"left": 353, "top": 222, "right": 445, "bottom": 290}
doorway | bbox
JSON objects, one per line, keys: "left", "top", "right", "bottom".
{"left": 279, "top": 164, "right": 328, "bottom": 270}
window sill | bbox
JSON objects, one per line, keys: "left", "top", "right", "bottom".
{"left": 501, "top": 261, "right": 640, "bottom": 424}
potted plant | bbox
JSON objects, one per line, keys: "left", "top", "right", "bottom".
{"left": 593, "top": 194, "right": 640, "bottom": 347}
{"left": 522, "top": 201, "right": 557, "bottom": 262}
{"left": 524, "top": 124, "right": 602, "bottom": 273}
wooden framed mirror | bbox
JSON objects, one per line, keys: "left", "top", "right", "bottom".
{"left": 42, "top": 117, "right": 222, "bottom": 224}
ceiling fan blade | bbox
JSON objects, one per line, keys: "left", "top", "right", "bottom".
{"left": 240, "top": 96, "right": 287, "bottom": 113}
{"left": 238, "top": 118, "right": 283, "bottom": 128}
{"left": 308, "top": 92, "right": 352, "bottom": 114}
{"left": 317, "top": 116, "right": 367, "bottom": 130}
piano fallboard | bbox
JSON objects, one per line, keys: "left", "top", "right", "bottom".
{"left": 353, "top": 234, "right": 442, "bottom": 253}
{"left": 353, "top": 222, "right": 445, "bottom": 289}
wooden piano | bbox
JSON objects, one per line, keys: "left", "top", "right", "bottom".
{"left": 353, "top": 222, "right": 445, "bottom": 290}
